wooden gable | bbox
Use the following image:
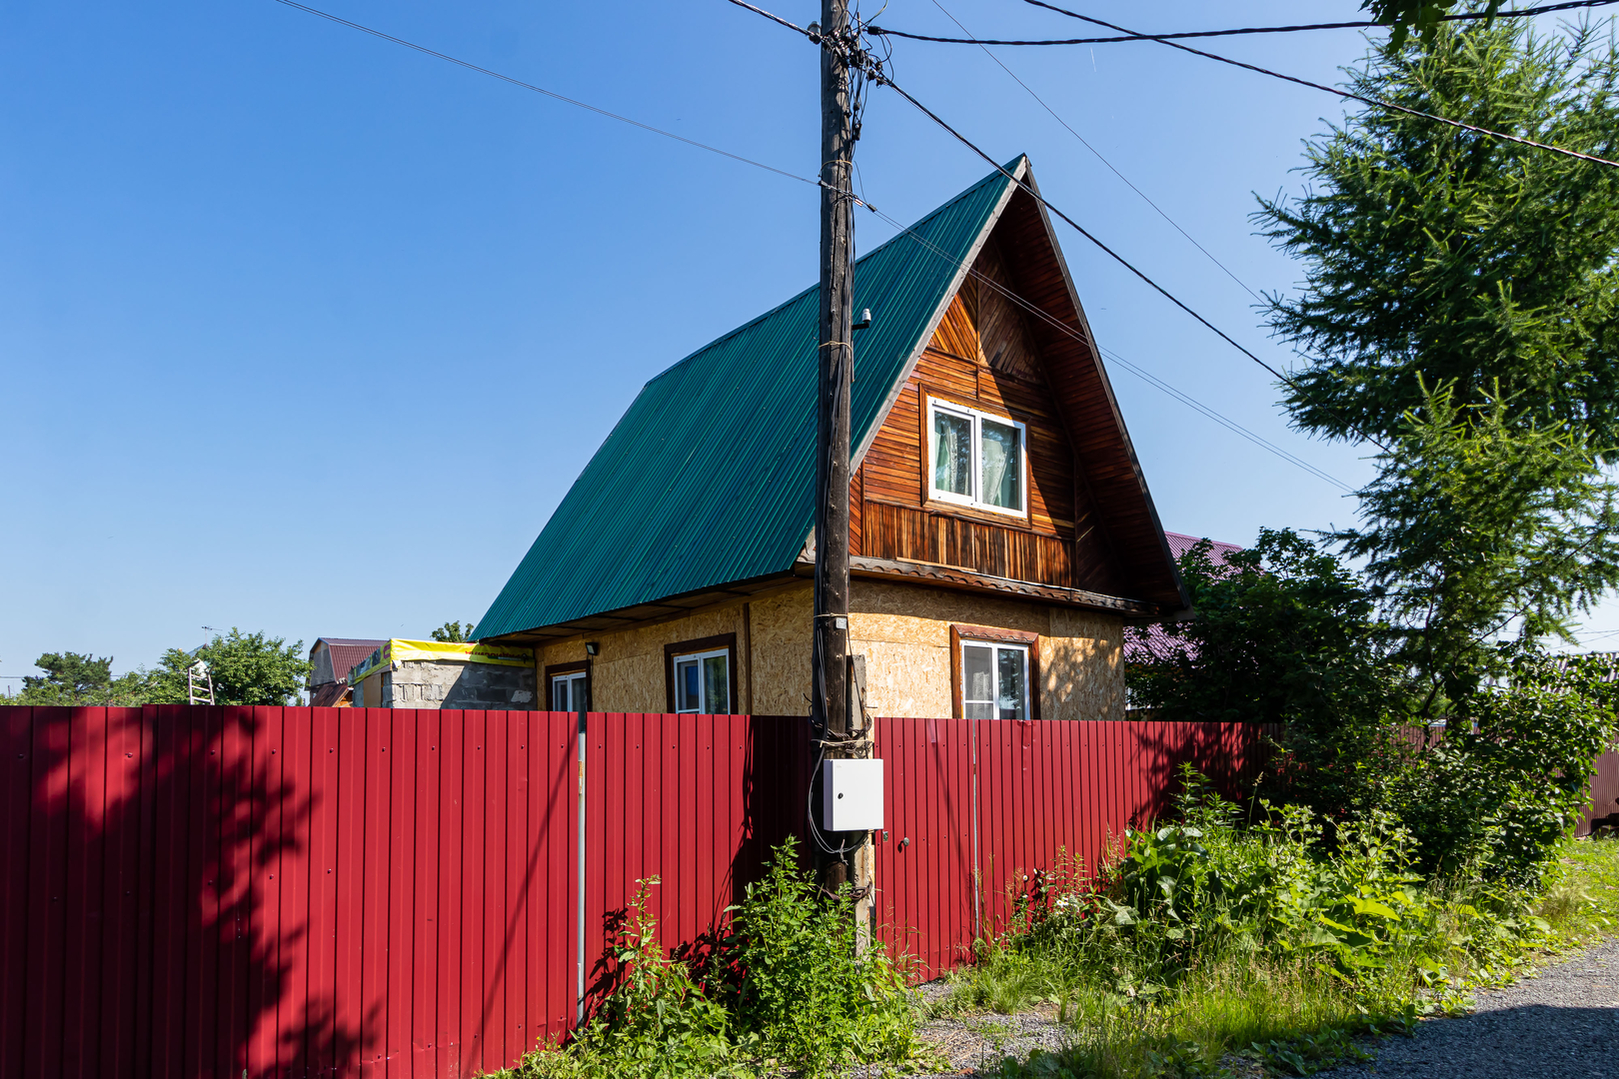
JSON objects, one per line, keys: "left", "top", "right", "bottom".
{"left": 850, "top": 185, "right": 1183, "bottom": 614}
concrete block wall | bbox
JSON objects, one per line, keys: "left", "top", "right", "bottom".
{"left": 381, "top": 660, "right": 536, "bottom": 710}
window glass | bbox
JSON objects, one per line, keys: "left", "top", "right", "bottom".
{"left": 996, "top": 646, "right": 1026, "bottom": 721}
{"left": 933, "top": 409, "right": 973, "bottom": 497}
{"left": 961, "top": 640, "right": 1029, "bottom": 720}
{"left": 928, "top": 398, "right": 1024, "bottom": 515}
{"left": 703, "top": 654, "right": 730, "bottom": 713}
{"left": 673, "top": 647, "right": 730, "bottom": 714}
{"left": 552, "top": 672, "right": 586, "bottom": 712}
{"left": 962, "top": 644, "right": 995, "bottom": 719}
{"left": 676, "top": 657, "right": 700, "bottom": 712}
{"left": 981, "top": 419, "right": 1023, "bottom": 511}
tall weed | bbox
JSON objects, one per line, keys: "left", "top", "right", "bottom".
{"left": 505, "top": 837, "right": 930, "bottom": 1079}
{"left": 939, "top": 771, "right": 1619, "bottom": 1079}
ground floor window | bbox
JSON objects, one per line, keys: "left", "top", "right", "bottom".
{"left": 546, "top": 661, "right": 589, "bottom": 712}
{"left": 950, "top": 624, "right": 1040, "bottom": 721}
{"left": 664, "top": 633, "right": 738, "bottom": 715}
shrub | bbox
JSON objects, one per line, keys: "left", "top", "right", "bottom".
{"left": 516, "top": 879, "right": 738, "bottom": 1079}
{"left": 1126, "top": 530, "right": 1406, "bottom": 823}
{"left": 509, "top": 837, "right": 928, "bottom": 1079}
{"left": 727, "top": 837, "right": 923, "bottom": 1076}
{"left": 1387, "top": 648, "right": 1617, "bottom": 885}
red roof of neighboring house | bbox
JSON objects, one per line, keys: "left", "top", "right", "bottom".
{"left": 1163, "top": 531, "right": 1244, "bottom": 566}
{"left": 310, "top": 681, "right": 352, "bottom": 708}
{"left": 310, "top": 637, "right": 389, "bottom": 687}
{"left": 1127, "top": 533, "right": 1246, "bottom": 666}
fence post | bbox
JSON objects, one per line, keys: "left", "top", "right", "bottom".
{"left": 574, "top": 701, "right": 587, "bottom": 1026}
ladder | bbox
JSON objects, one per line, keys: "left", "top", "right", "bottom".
{"left": 188, "top": 659, "right": 215, "bottom": 705}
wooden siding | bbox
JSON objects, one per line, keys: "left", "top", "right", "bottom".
{"left": 854, "top": 231, "right": 1126, "bottom": 596}
{"left": 992, "top": 188, "right": 1177, "bottom": 607}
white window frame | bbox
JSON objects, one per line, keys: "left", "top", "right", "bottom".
{"left": 551, "top": 670, "right": 587, "bottom": 713}
{"left": 672, "top": 647, "right": 731, "bottom": 715}
{"left": 925, "top": 396, "right": 1028, "bottom": 519}
{"left": 960, "top": 640, "right": 1031, "bottom": 721}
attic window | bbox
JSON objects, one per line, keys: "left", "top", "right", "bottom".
{"left": 927, "top": 397, "right": 1026, "bottom": 516}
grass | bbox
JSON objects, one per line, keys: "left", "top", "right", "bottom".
{"left": 928, "top": 835, "right": 1619, "bottom": 1079}
{"left": 1535, "top": 834, "right": 1619, "bottom": 944}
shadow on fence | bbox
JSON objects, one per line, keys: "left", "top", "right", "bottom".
{"left": 0, "top": 706, "right": 369, "bottom": 1079}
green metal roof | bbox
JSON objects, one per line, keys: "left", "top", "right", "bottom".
{"left": 475, "top": 161, "right": 1021, "bottom": 641}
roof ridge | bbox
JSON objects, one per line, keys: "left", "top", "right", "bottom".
{"left": 474, "top": 156, "right": 1031, "bottom": 640}
{"left": 644, "top": 160, "right": 1024, "bottom": 389}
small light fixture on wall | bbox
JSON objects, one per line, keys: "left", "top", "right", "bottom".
{"left": 585, "top": 641, "right": 600, "bottom": 656}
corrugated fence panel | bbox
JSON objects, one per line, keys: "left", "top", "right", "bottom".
{"left": 877, "top": 717, "right": 1277, "bottom": 970}
{"left": 581, "top": 714, "right": 808, "bottom": 1010}
{"left": 873, "top": 717, "right": 976, "bottom": 981}
{"left": 1578, "top": 746, "right": 1619, "bottom": 836}
{"left": 0, "top": 706, "right": 577, "bottom": 1079}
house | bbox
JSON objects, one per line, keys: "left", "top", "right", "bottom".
{"left": 474, "top": 157, "right": 1188, "bottom": 721}
{"left": 306, "top": 636, "right": 387, "bottom": 707}
{"left": 346, "top": 639, "right": 536, "bottom": 710}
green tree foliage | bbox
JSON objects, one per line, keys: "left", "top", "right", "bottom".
{"left": 431, "top": 621, "right": 474, "bottom": 643}
{"left": 1128, "top": 531, "right": 1403, "bottom": 819}
{"left": 11, "top": 652, "right": 147, "bottom": 705}
{"left": 1258, "top": 20, "right": 1619, "bottom": 447}
{"left": 1129, "top": 533, "right": 1617, "bottom": 877}
{"left": 1386, "top": 649, "right": 1618, "bottom": 883}
{"left": 144, "top": 629, "right": 310, "bottom": 706}
{"left": 1344, "top": 382, "right": 1619, "bottom": 707}
{"left": 1362, "top": 0, "right": 1504, "bottom": 45}
{"left": 1256, "top": 19, "right": 1619, "bottom": 687}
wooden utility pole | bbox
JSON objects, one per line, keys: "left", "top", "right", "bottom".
{"left": 812, "top": 0, "right": 856, "bottom": 890}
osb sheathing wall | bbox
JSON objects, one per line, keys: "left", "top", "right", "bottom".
{"left": 849, "top": 580, "right": 1125, "bottom": 721}
{"left": 532, "top": 584, "right": 814, "bottom": 716}
{"left": 535, "top": 578, "right": 1123, "bottom": 721}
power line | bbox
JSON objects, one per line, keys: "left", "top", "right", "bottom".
{"left": 1099, "top": 346, "right": 1356, "bottom": 493}
{"left": 267, "top": 0, "right": 822, "bottom": 188}
{"left": 986, "top": 1, "right": 1619, "bottom": 169}
{"left": 718, "top": 0, "right": 816, "bottom": 39}
{"left": 854, "top": 197, "right": 1354, "bottom": 493}
{"left": 923, "top": 0, "right": 1264, "bottom": 302}
{"left": 871, "top": 70, "right": 1392, "bottom": 451}
{"left": 872, "top": 1, "right": 1619, "bottom": 45}
{"left": 276, "top": 0, "right": 1359, "bottom": 488}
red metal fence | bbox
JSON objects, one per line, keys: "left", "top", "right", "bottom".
{"left": 0, "top": 707, "right": 811, "bottom": 1079}
{"left": 1578, "top": 747, "right": 1619, "bottom": 836}
{"left": 18, "top": 707, "right": 1610, "bottom": 1078}
{"left": 0, "top": 706, "right": 580, "bottom": 1079}
{"left": 874, "top": 717, "right": 1271, "bottom": 978}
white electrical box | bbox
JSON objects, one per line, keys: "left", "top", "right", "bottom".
{"left": 821, "top": 758, "right": 884, "bottom": 831}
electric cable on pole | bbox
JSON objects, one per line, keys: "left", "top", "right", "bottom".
{"left": 811, "top": 0, "right": 859, "bottom": 898}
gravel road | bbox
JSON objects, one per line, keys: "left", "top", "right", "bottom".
{"left": 1316, "top": 936, "right": 1619, "bottom": 1079}
{"left": 903, "top": 937, "right": 1618, "bottom": 1077}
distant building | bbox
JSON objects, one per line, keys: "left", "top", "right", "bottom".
{"left": 347, "top": 639, "right": 536, "bottom": 710}
{"left": 306, "top": 637, "right": 387, "bottom": 707}
{"left": 1124, "top": 533, "right": 1245, "bottom": 695}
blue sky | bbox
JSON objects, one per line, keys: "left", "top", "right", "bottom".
{"left": 4, "top": 0, "right": 1614, "bottom": 683}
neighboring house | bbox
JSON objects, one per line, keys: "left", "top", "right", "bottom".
{"left": 306, "top": 636, "right": 387, "bottom": 707}
{"left": 475, "top": 157, "right": 1188, "bottom": 722}
{"left": 1124, "top": 532, "right": 1245, "bottom": 669}
{"left": 346, "top": 639, "right": 536, "bottom": 710}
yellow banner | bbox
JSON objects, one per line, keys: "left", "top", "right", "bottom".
{"left": 348, "top": 638, "right": 533, "bottom": 683}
